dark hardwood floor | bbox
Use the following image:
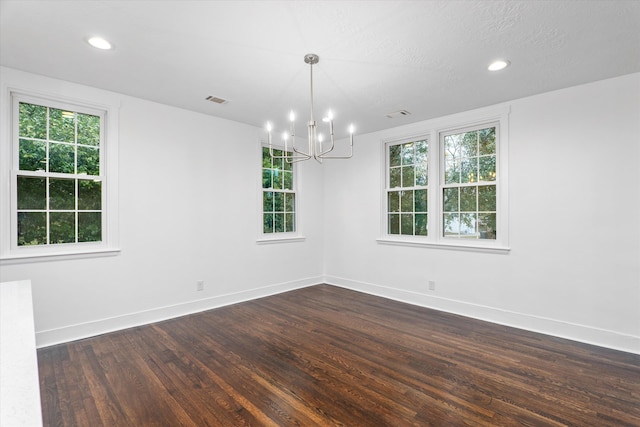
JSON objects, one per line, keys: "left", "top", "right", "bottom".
{"left": 38, "top": 285, "right": 640, "bottom": 426}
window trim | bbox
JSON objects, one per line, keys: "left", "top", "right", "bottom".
{"left": 256, "top": 140, "right": 305, "bottom": 244}
{"left": 378, "top": 105, "right": 510, "bottom": 252}
{"left": 0, "top": 88, "right": 120, "bottom": 263}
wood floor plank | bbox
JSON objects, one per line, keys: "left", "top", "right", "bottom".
{"left": 38, "top": 285, "right": 640, "bottom": 426}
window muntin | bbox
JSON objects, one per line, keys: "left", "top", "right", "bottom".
{"left": 15, "top": 99, "right": 104, "bottom": 247}
{"left": 442, "top": 126, "right": 497, "bottom": 240}
{"left": 386, "top": 139, "right": 428, "bottom": 236}
{"left": 262, "top": 147, "right": 296, "bottom": 234}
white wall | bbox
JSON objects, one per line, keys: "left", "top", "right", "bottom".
{"left": 1, "top": 67, "right": 638, "bottom": 354}
{"left": 0, "top": 67, "right": 325, "bottom": 347}
{"left": 323, "top": 73, "right": 640, "bottom": 354}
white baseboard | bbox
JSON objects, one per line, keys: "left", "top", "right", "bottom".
{"left": 324, "top": 275, "right": 640, "bottom": 355}
{"left": 37, "top": 275, "right": 640, "bottom": 355}
{"left": 35, "top": 276, "right": 321, "bottom": 348}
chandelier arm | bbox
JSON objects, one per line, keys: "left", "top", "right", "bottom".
{"left": 268, "top": 131, "right": 310, "bottom": 161}
{"left": 317, "top": 133, "right": 354, "bottom": 159}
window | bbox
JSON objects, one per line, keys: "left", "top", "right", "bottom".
{"left": 261, "top": 147, "right": 296, "bottom": 235}
{"left": 442, "top": 125, "right": 497, "bottom": 240}
{"left": 386, "top": 139, "right": 428, "bottom": 236}
{"left": 16, "top": 100, "right": 103, "bottom": 246}
{"left": 1, "top": 90, "right": 119, "bottom": 261}
{"left": 380, "top": 107, "right": 508, "bottom": 251}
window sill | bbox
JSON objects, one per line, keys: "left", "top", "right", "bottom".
{"left": 376, "top": 237, "right": 510, "bottom": 254}
{"left": 0, "top": 248, "right": 121, "bottom": 265}
{"left": 256, "top": 235, "right": 306, "bottom": 245}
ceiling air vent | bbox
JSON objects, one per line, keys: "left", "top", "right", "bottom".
{"left": 385, "top": 110, "right": 411, "bottom": 119}
{"left": 205, "top": 96, "right": 229, "bottom": 104}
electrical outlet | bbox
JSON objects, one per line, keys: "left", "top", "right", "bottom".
{"left": 428, "top": 280, "right": 435, "bottom": 291}
{"left": 196, "top": 280, "right": 204, "bottom": 291}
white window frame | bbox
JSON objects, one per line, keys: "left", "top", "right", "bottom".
{"left": 256, "top": 140, "right": 305, "bottom": 244}
{"left": 378, "top": 105, "right": 509, "bottom": 252}
{"left": 0, "top": 87, "right": 120, "bottom": 263}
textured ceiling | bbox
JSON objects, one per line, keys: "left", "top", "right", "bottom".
{"left": 1, "top": 0, "right": 639, "bottom": 138}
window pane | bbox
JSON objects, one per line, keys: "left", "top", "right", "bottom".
{"left": 19, "top": 103, "right": 47, "bottom": 139}
{"left": 461, "top": 131, "right": 478, "bottom": 158}
{"left": 274, "top": 213, "right": 284, "bottom": 232}
{"left": 50, "top": 178, "right": 75, "bottom": 210}
{"left": 479, "top": 213, "right": 497, "bottom": 239}
{"left": 17, "top": 176, "right": 46, "bottom": 209}
{"left": 415, "top": 164, "right": 427, "bottom": 186}
{"left": 263, "top": 213, "right": 274, "bottom": 233}
{"left": 401, "top": 142, "right": 414, "bottom": 165}
{"left": 271, "top": 151, "right": 283, "bottom": 171}
{"left": 283, "top": 158, "right": 292, "bottom": 171}
{"left": 77, "top": 113, "right": 100, "bottom": 146}
{"left": 389, "top": 167, "right": 401, "bottom": 188}
{"left": 78, "top": 180, "right": 102, "bottom": 210}
{"left": 415, "top": 140, "right": 428, "bottom": 164}
{"left": 262, "top": 147, "right": 272, "bottom": 168}
{"left": 283, "top": 171, "right": 293, "bottom": 190}
{"left": 262, "top": 169, "right": 272, "bottom": 189}
{"left": 478, "top": 127, "right": 496, "bottom": 156}
{"left": 263, "top": 191, "right": 274, "bottom": 213}
{"left": 78, "top": 212, "right": 101, "bottom": 242}
{"left": 415, "top": 213, "right": 428, "bottom": 236}
{"left": 461, "top": 157, "right": 478, "bottom": 183}
{"left": 274, "top": 192, "right": 284, "bottom": 211}
{"left": 400, "top": 213, "right": 413, "bottom": 235}
{"left": 284, "top": 193, "right": 295, "bottom": 212}
{"left": 49, "top": 142, "right": 75, "bottom": 174}
{"left": 388, "top": 191, "right": 400, "bottom": 213}
{"left": 414, "top": 189, "right": 427, "bottom": 212}
{"left": 443, "top": 213, "right": 459, "bottom": 236}
{"left": 444, "top": 134, "right": 461, "bottom": 159}
{"left": 443, "top": 188, "right": 458, "bottom": 212}
{"left": 285, "top": 213, "right": 295, "bottom": 232}
{"left": 459, "top": 213, "right": 477, "bottom": 237}
{"left": 479, "top": 155, "right": 496, "bottom": 182}
{"left": 478, "top": 185, "right": 496, "bottom": 212}
{"left": 273, "top": 169, "right": 283, "bottom": 190}
{"left": 460, "top": 187, "right": 476, "bottom": 212}
{"left": 444, "top": 159, "right": 459, "bottom": 184}
{"left": 50, "top": 212, "right": 76, "bottom": 244}
{"left": 19, "top": 139, "right": 46, "bottom": 171}
{"left": 401, "top": 166, "right": 414, "bottom": 187}
{"left": 400, "top": 190, "right": 414, "bottom": 212}
{"left": 389, "top": 145, "right": 401, "bottom": 167}
{"left": 388, "top": 214, "right": 400, "bottom": 234}
{"left": 49, "top": 108, "right": 76, "bottom": 143}
{"left": 77, "top": 146, "right": 100, "bottom": 176}
{"left": 17, "top": 212, "right": 47, "bottom": 246}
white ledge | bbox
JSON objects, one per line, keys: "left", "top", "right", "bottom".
{"left": 0, "top": 248, "right": 121, "bottom": 265}
{"left": 256, "top": 236, "right": 306, "bottom": 245}
{"left": 376, "top": 237, "right": 510, "bottom": 254}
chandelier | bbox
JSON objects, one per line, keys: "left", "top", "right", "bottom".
{"left": 266, "top": 53, "right": 354, "bottom": 163}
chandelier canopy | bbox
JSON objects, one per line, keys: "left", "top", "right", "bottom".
{"left": 266, "top": 53, "right": 354, "bottom": 163}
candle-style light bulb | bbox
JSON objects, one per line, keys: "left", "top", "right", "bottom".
{"left": 282, "top": 132, "right": 288, "bottom": 141}
{"left": 266, "top": 122, "right": 272, "bottom": 132}
{"left": 349, "top": 124, "right": 354, "bottom": 134}
{"left": 289, "top": 111, "right": 295, "bottom": 122}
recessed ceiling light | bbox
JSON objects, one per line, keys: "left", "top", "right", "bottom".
{"left": 87, "top": 36, "right": 113, "bottom": 50}
{"left": 488, "top": 60, "right": 510, "bottom": 71}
